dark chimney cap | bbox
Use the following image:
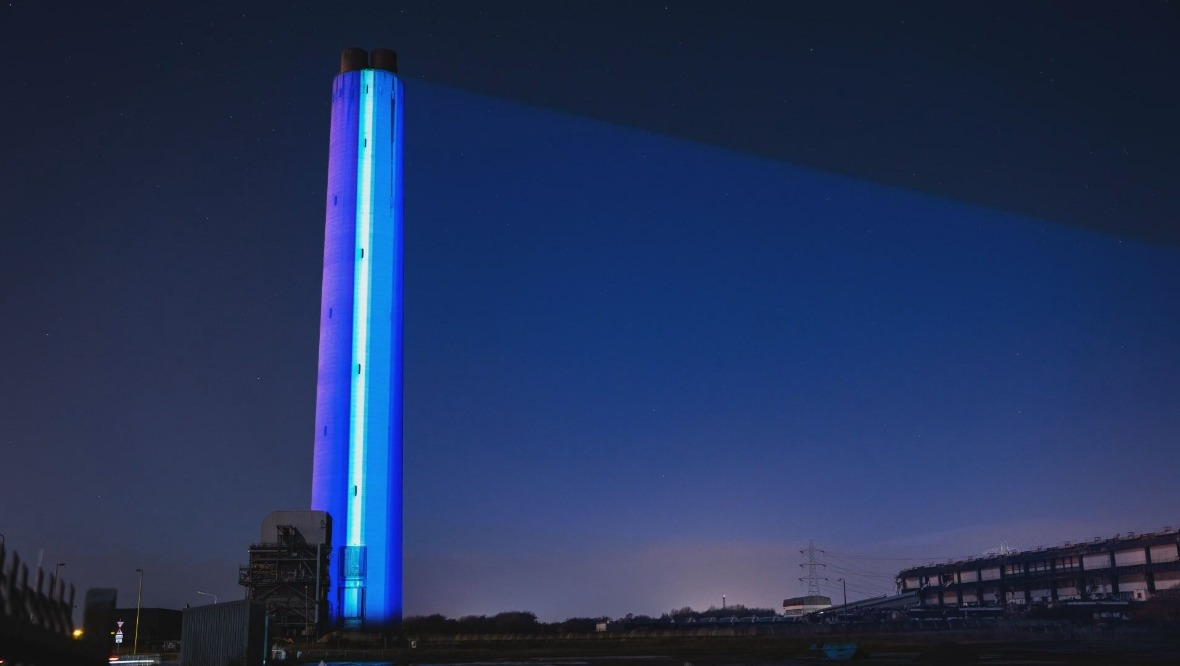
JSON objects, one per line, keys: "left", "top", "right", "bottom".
{"left": 340, "top": 47, "right": 368, "bottom": 73}
{"left": 370, "top": 49, "right": 398, "bottom": 73}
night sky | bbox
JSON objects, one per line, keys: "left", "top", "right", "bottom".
{"left": 2, "top": 2, "right": 1178, "bottom": 621}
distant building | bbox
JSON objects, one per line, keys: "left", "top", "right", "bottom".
{"left": 111, "top": 607, "right": 181, "bottom": 651}
{"left": 782, "top": 595, "right": 831, "bottom": 617}
{"left": 897, "top": 527, "right": 1180, "bottom": 606}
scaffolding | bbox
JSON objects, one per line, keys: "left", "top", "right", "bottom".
{"left": 239, "top": 512, "right": 331, "bottom": 639}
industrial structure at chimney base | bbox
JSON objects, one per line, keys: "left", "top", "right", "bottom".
{"left": 309, "top": 47, "right": 406, "bottom": 629}
{"left": 239, "top": 511, "right": 331, "bottom": 638}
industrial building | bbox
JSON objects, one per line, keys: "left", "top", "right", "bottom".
{"left": 239, "top": 511, "right": 331, "bottom": 638}
{"left": 781, "top": 595, "right": 831, "bottom": 618}
{"left": 310, "top": 46, "right": 406, "bottom": 628}
{"left": 897, "top": 527, "right": 1180, "bottom": 606}
{"left": 180, "top": 600, "right": 266, "bottom": 666}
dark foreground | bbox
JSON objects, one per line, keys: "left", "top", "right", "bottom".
{"left": 297, "top": 628, "right": 1180, "bottom": 665}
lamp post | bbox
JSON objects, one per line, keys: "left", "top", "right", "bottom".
{"left": 197, "top": 591, "right": 218, "bottom": 604}
{"left": 837, "top": 578, "right": 848, "bottom": 609}
{"left": 134, "top": 568, "right": 143, "bottom": 654}
{"left": 53, "top": 562, "right": 66, "bottom": 596}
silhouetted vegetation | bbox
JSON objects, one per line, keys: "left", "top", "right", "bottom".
{"left": 403, "top": 605, "right": 779, "bottom": 635}
{"left": 685, "top": 604, "right": 779, "bottom": 620}
{"left": 403, "top": 610, "right": 543, "bottom": 634}
{"left": 1129, "top": 588, "right": 1180, "bottom": 624}
{"left": 554, "top": 617, "right": 603, "bottom": 633}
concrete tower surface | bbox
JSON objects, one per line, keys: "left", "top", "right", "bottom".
{"left": 310, "top": 47, "right": 404, "bottom": 628}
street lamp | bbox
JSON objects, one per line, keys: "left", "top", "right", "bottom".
{"left": 837, "top": 578, "right": 848, "bottom": 609}
{"left": 134, "top": 568, "right": 144, "bottom": 655}
{"left": 53, "top": 562, "right": 66, "bottom": 596}
{"left": 197, "top": 591, "right": 218, "bottom": 604}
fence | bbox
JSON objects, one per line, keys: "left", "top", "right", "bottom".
{"left": 0, "top": 543, "right": 110, "bottom": 666}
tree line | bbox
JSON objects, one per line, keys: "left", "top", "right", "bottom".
{"left": 403, "top": 604, "right": 781, "bottom": 635}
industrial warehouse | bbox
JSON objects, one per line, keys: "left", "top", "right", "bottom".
{"left": 897, "top": 527, "right": 1180, "bottom": 607}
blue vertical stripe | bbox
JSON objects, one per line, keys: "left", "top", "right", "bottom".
{"left": 313, "top": 65, "right": 404, "bottom": 627}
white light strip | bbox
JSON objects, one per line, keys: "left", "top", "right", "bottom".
{"left": 348, "top": 69, "right": 377, "bottom": 548}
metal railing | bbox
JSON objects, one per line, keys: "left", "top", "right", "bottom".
{"left": 0, "top": 543, "right": 108, "bottom": 666}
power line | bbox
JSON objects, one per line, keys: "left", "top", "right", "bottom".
{"left": 795, "top": 542, "right": 907, "bottom": 603}
{"left": 824, "top": 549, "right": 976, "bottom": 562}
{"left": 824, "top": 555, "right": 901, "bottom": 579}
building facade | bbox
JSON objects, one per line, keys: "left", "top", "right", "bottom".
{"left": 782, "top": 595, "right": 832, "bottom": 617}
{"left": 897, "top": 528, "right": 1180, "bottom": 606}
{"left": 310, "top": 47, "right": 405, "bottom": 628}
